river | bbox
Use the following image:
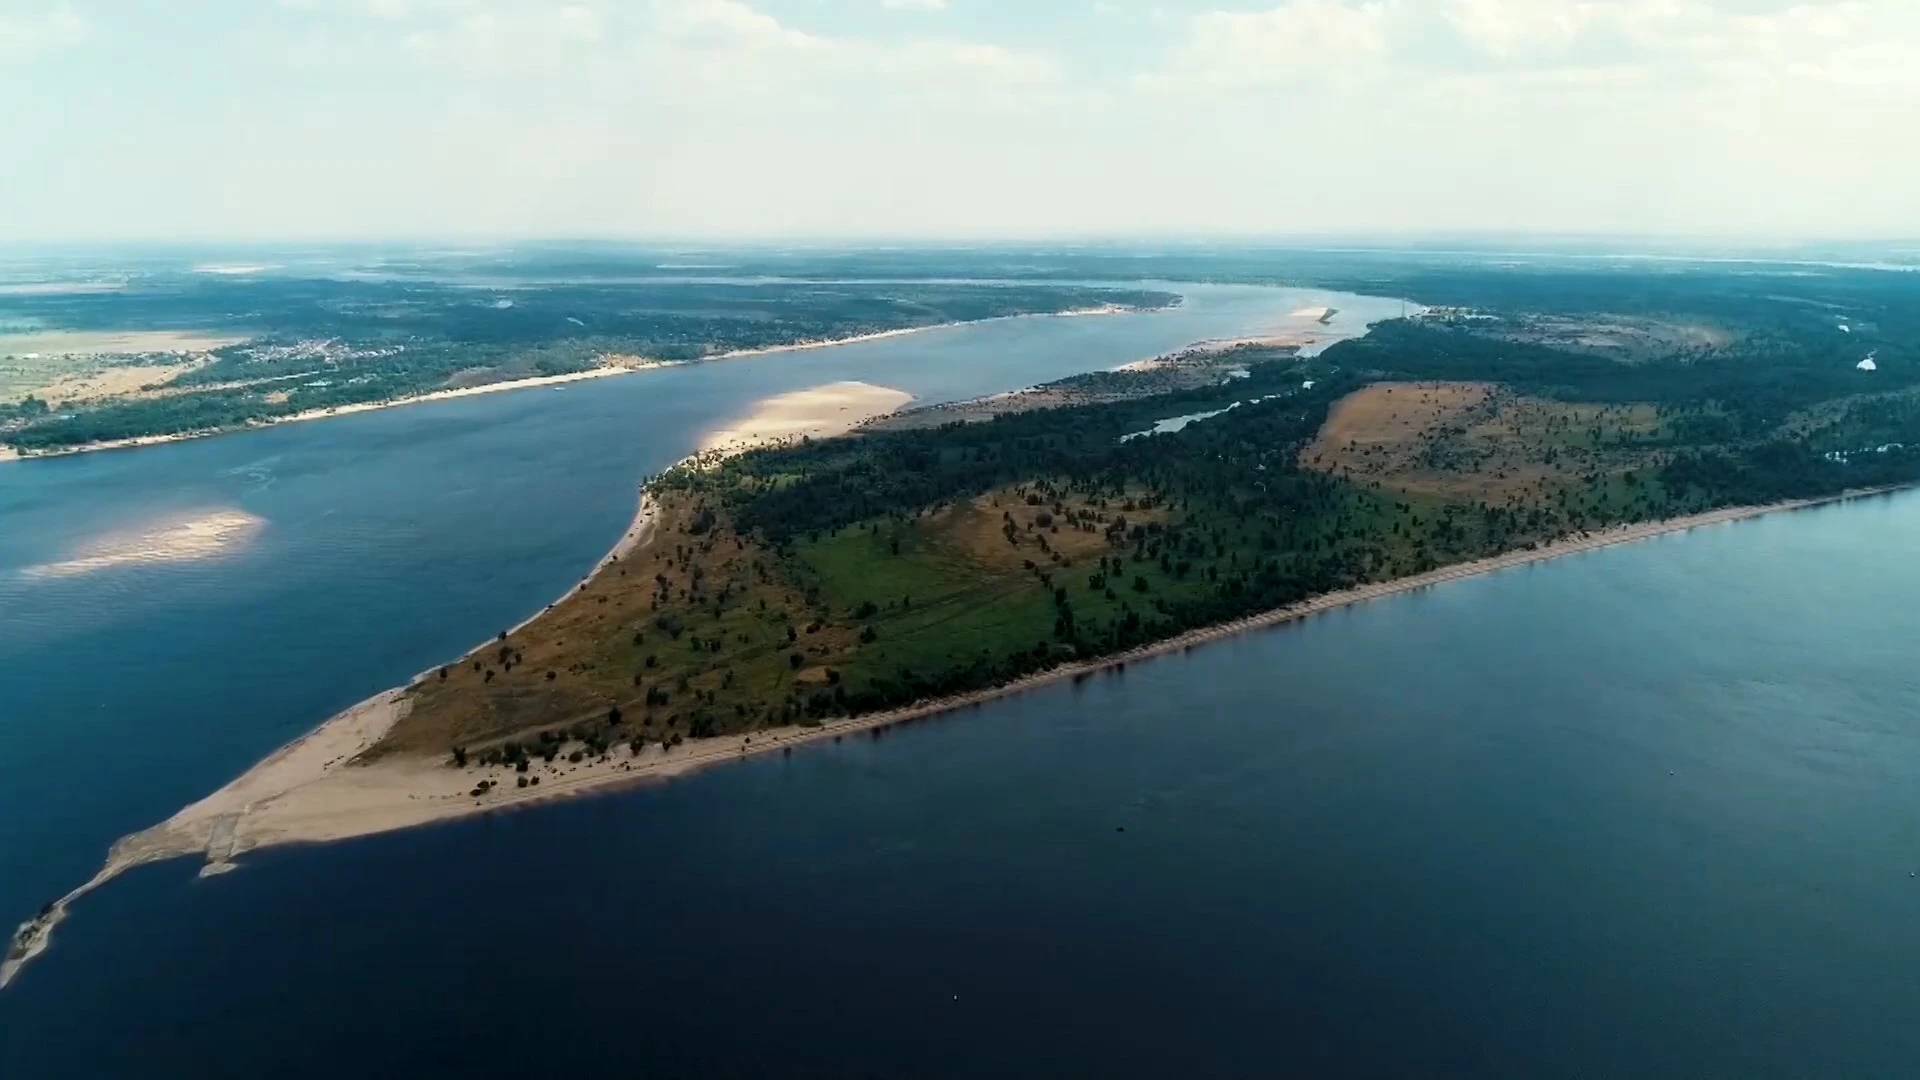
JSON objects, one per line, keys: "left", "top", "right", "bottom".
{"left": 0, "top": 284, "right": 1391, "bottom": 959}
{"left": 4, "top": 283, "right": 1918, "bottom": 1075}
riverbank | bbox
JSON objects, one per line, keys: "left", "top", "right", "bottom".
{"left": 0, "top": 365, "right": 654, "bottom": 463}
{"left": 709, "top": 303, "right": 1138, "bottom": 362}
{"left": 0, "top": 304, "right": 1144, "bottom": 465}
{"left": 9, "top": 481, "right": 1906, "bottom": 990}
{"left": 2, "top": 377, "right": 919, "bottom": 988}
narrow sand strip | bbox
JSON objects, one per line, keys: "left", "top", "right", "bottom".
{"left": 8, "top": 481, "right": 1908, "bottom": 990}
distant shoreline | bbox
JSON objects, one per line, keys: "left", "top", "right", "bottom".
{"left": 0, "top": 304, "right": 1145, "bottom": 465}
{"left": 9, "top": 480, "right": 1907, "bottom": 991}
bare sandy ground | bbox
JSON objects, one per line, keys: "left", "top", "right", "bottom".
{"left": 0, "top": 330, "right": 247, "bottom": 358}
{"left": 31, "top": 363, "right": 200, "bottom": 405}
{"left": 699, "top": 381, "right": 914, "bottom": 454}
{"left": 7, "top": 481, "right": 1907, "bottom": 990}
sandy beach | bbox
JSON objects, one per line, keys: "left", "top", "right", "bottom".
{"left": 698, "top": 381, "right": 914, "bottom": 454}
{"left": 7, "top": 480, "right": 1907, "bottom": 989}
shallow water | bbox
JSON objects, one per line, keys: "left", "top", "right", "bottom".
{"left": 7, "top": 285, "right": 1918, "bottom": 1076}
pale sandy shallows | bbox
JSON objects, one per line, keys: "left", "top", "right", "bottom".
{"left": 3, "top": 462, "right": 1902, "bottom": 988}
{"left": 19, "top": 509, "right": 266, "bottom": 580}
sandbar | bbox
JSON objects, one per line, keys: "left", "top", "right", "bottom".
{"left": 699, "top": 381, "right": 914, "bottom": 454}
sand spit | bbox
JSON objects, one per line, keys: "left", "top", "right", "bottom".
{"left": 8, "top": 482, "right": 1908, "bottom": 990}
{"left": 4, "top": 493, "right": 664, "bottom": 992}
{"left": 699, "top": 381, "right": 914, "bottom": 454}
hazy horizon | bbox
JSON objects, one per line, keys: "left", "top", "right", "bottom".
{"left": 6, "top": 1, "right": 1920, "bottom": 244}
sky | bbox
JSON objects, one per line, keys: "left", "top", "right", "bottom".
{"left": 4, "top": 0, "right": 1919, "bottom": 243}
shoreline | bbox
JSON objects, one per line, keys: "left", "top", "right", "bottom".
{"left": 0, "top": 304, "right": 1146, "bottom": 465}
{"left": 707, "top": 304, "right": 1133, "bottom": 361}
{"left": 7, "top": 480, "right": 1908, "bottom": 990}
{"left": 0, "top": 365, "right": 649, "bottom": 463}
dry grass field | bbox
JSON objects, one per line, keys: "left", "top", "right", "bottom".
{"left": 382, "top": 477, "right": 1190, "bottom": 762}
{"left": 1304, "top": 381, "right": 1668, "bottom": 503}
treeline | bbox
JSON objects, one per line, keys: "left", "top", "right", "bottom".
{"left": 1664, "top": 442, "right": 1920, "bottom": 506}
{"left": 672, "top": 370, "right": 1491, "bottom": 723}
{"left": 1324, "top": 318, "right": 1920, "bottom": 507}
{"left": 668, "top": 362, "right": 1357, "bottom": 545}
{"left": 3, "top": 278, "right": 1173, "bottom": 450}
{"left": 1335, "top": 320, "right": 1910, "bottom": 433}
{"left": 2, "top": 277, "right": 1176, "bottom": 352}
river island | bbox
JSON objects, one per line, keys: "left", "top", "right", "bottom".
{"left": 11, "top": 289, "right": 1920, "bottom": 988}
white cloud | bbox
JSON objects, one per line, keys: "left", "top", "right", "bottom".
{"left": 356, "top": 0, "right": 1065, "bottom": 101}
{"left": 883, "top": 0, "right": 949, "bottom": 10}
{"left": 1444, "top": 0, "right": 1594, "bottom": 59}
{"left": 1142, "top": 0, "right": 1389, "bottom": 92}
{"left": 1141, "top": 0, "right": 1920, "bottom": 94}
{"left": 0, "top": 2, "right": 87, "bottom": 57}
{"left": 8, "top": 0, "right": 1920, "bottom": 241}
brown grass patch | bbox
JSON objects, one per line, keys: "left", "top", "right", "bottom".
{"left": 1304, "top": 381, "right": 1666, "bottom": 503}
{"left": 378, "top": 494, "right": 834, "bottom": 758}
{"left": 940, "top": 483, "right": 1171, "bottom": 572}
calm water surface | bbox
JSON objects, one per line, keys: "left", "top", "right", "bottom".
{"left": 4, "top": 286, "right": 1919, "bottom": 1076}
{"left": 0, "top": 284, "right": 1387, "bottom": 942}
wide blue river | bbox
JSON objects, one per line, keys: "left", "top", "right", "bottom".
{"left": 4, "top": 284, "right": 1920, "bottom": 1076}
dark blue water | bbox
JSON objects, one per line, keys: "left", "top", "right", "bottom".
{"left": 6, "top": 491, "right": 1920, "bottom": 1076}
{"left": 6, "top": 287, "right": 1920, "bottom": 1075}
{"left": 0, "top": 284, "right": 1394, "bottom": 954}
